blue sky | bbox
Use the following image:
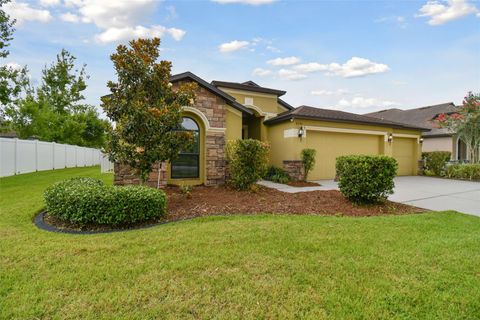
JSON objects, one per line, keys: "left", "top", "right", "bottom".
{"left": 3, "top": 0, "right": 480, "bottom": 115}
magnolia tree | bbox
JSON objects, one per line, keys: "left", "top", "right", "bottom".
{"left": 436, "top": 92, "right": 480, "bottom": 163}
{"left": 101, "top": 38, "right": 197, "bottom": 182}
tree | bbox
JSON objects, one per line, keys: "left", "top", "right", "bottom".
{"left": 0, "top": 0, "right": 30, "bottom": 130}
{"left": 5, "top": 49, "right": 109, "bottom": 147}
{"left": 436, "top": 92, "right": 480, "bottom": 163}
{"left": 0, "top": 0, "right": 14, "bottom": 60}
{"left": 101, "top": 38, "right": 197, "bottom": 182}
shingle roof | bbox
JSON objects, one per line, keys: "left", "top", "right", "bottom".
{"left": 365, "top": 103, "right": 457, "bottom": 136}
{"left": 278, "top": 98, "right": 294, "bottom": 111}
{"left": 264, "top": 105, "right": 430, "bottom": 131}
{"left": 211, "top": 80, "right": 286, "bottom": 97}
{"left": 170, "top": 72, "right": 253, "bottom": 115}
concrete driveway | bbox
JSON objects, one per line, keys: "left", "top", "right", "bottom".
{"left": 315, "top": 176, "right": 480, "bottom": 216}
{"left": 388, "top": 176, "right": 480, "bottom": 217}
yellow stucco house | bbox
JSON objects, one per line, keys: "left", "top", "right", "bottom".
{"left": 114, "top": 72, "right": 429, "bottom": 187}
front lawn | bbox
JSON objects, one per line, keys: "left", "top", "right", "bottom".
{"left": 1, "top": 167, "right": 479, "bottom": 319}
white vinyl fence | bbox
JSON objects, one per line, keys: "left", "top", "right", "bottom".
{"left": 0, "top": 138, "right": 106, "bottom": 177}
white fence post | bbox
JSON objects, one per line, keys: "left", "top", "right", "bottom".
{"left": 13, "top": 138, "right": 18, "bottom": 175}
{"left": 35, "top": 139, "right": 38, "bottom": 171}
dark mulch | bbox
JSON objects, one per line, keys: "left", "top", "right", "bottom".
{"left": 38, "top": 185, "right": 426, "bottom": 234}
{"left": 286, "top": 181, "right": 321, "bottom": 187}
{"left": 166, "top": 185, "right": 426, "bottom": 221}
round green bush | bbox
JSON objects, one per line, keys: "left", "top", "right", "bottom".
{"left": 44, "top": 178, "right": 167, "bottom": 225}
{"left": 336, "top": 155, "right": 398, "bottom": 204}
{"left": 226, "top": 139, "right": 270, "bottom": 190}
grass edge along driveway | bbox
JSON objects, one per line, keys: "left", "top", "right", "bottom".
{"left": 1, "top": 167, "right": 479, "bottom": 319}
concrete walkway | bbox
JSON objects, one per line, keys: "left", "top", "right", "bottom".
{"left": 259, "top": 176, "right": 480, "bottom": 217}
{"left": 257, "top": 180, "right": 335, "bottom": 193}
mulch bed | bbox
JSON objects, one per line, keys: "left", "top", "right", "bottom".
{"left": 166, "top": 185, "right": 425, "bottom": 221}
{"left": 286, "top": 181, "right": 321, "bottom": 187}
{"left": 37, "top": 185, "right": 426, "bottom": 234}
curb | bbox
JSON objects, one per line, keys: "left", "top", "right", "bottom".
{"left": 34, "top": 211, "right": 177, "bottom": 235}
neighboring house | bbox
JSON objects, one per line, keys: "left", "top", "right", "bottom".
{"left": 365, "top": 103, "right": 469, "bottom": 161}
{"left": 115, "top": 72, "right": 428, "bottom": 187}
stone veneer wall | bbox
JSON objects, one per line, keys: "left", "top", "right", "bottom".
{"left": 114, "top": 162, "right": 167, "bottom": 188}
{"left": 113, "top": 80, "right": 228, "bottom": 187}
{"left": 283, "top": 160, "right": 304, "bottom": 181}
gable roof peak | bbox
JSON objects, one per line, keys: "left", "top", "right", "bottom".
{"left": 170, "top": 71, "right": 253, "bottom": 115}
{"left": 241, "top": 80, "right": 260, "bottom": 87}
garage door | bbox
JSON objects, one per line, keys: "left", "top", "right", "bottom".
{"left": 393, "top": 137, "right": 416, "bottom": 176}
{"left": 306, "top": 131, "right": 382, "bottom": 180}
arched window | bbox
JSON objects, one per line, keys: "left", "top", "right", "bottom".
{"left": 171, "top": 117, "right": 200, "bottom": 179}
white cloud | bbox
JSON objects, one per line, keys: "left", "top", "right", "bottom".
{"left": 60, "top": 12, "right": 81, "bottom": 23}
{"left": 326, "top": 57, "right": 389, "bottom": 78}
{"left": 267, "top": 56, "right": 301, "bottom": 66}
{"left": 60, "top": 0, "right": 185, "bottom": 43}
{"left": 288, "top": 57, "right": 389, "bottom": 79}
{"left": 311, "top": 89, "right": 349, "bottom": 96}
{"left": 3, "top": 1, "right": 52, "bottom": 26}
{"left": 219, "top": 40, "right": 250, "bottom": 53}
{"left": 252, "top": 68, "right": 272, "bottom": 76}
{"left": 293, "top": 62, "right": 329, "bottom": 73}
{"left": 266, "top": 45, "right": 280, "bottom": 53}
{"left": 278, "top": 69, "right": 306, "bottom": 80}
{"left": 335, "top": 96, "right": 398, "bottom": 110}
{"left": 95, "top": 25, "right": 186, "bottom": 43}
{"left": 4, "top": 62, "right": 22, "bottom": 70}
{"left": 416, "top": 0, "right": 479, "bottom": 25}
{"left": 212, "top": 0, "right": 276, "bottom": 5}
{"left": 39, "top": 0, "right": 60, "bottom": 6}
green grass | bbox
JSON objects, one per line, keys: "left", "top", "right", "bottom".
{"left": 1, "top": 167, "right": 479, "bottom": 319}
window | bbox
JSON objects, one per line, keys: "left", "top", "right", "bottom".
{"left": 244, "top": 97, "right": 253, "bottom": 105}
{"left": 171, "top": 117, "right": 200, "bottom": 179}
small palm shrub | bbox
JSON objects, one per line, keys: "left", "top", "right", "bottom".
{"left": 422, "top": 151, "right": 451, "bottom": 176}
{"left": 336, "top": 155, "right": 398, "bottom": 204}
{"left": 44, "top": 178, "right": 166, "bottom": 225}
{"left": 264, "top": 166, "right": 291, "bottom": 184}
{"left": 226, "top": 139, "right": 270, "bottom": 190}
{"left": 301, "top": 149, "right": 316, "bottom": 181}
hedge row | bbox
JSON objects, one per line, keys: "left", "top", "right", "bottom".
{"left": 445, "top": 164, "right": 480, "bottom": 181}
{"left": 44, "top": 178, "right": 166, "bottom": 225}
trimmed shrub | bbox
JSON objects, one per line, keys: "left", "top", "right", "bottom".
{"left": 422, "top": 151, "right": 451, "bottom": 176}
{"left": 445, "top": 163, "right": 480, "bottom": 181}
{"left": 336, "top": 155, "right": 398, "bottom": 204}
{"left": 264, "top": 166, "right": 290, "bottom": 184}
{"left": 226, "top": 139, "right": 270, "bottom": 190}
{"left": 44, "top": 178, "right": 166, "bottom": 225}
{"left": 301, "top": 148, "right": 316, "bottom": 181}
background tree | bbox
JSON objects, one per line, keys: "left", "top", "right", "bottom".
{"left": 436, "top": 92, "right": 480, "bottom": 163}
{"left": 101, "top": 37, "right": 197, "bottom": 183}
{"left": 0, "top": 0, "right": 29, "bottom": 132}
{"left": 5, "top": 49, "right": 109, "bottom": 147}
